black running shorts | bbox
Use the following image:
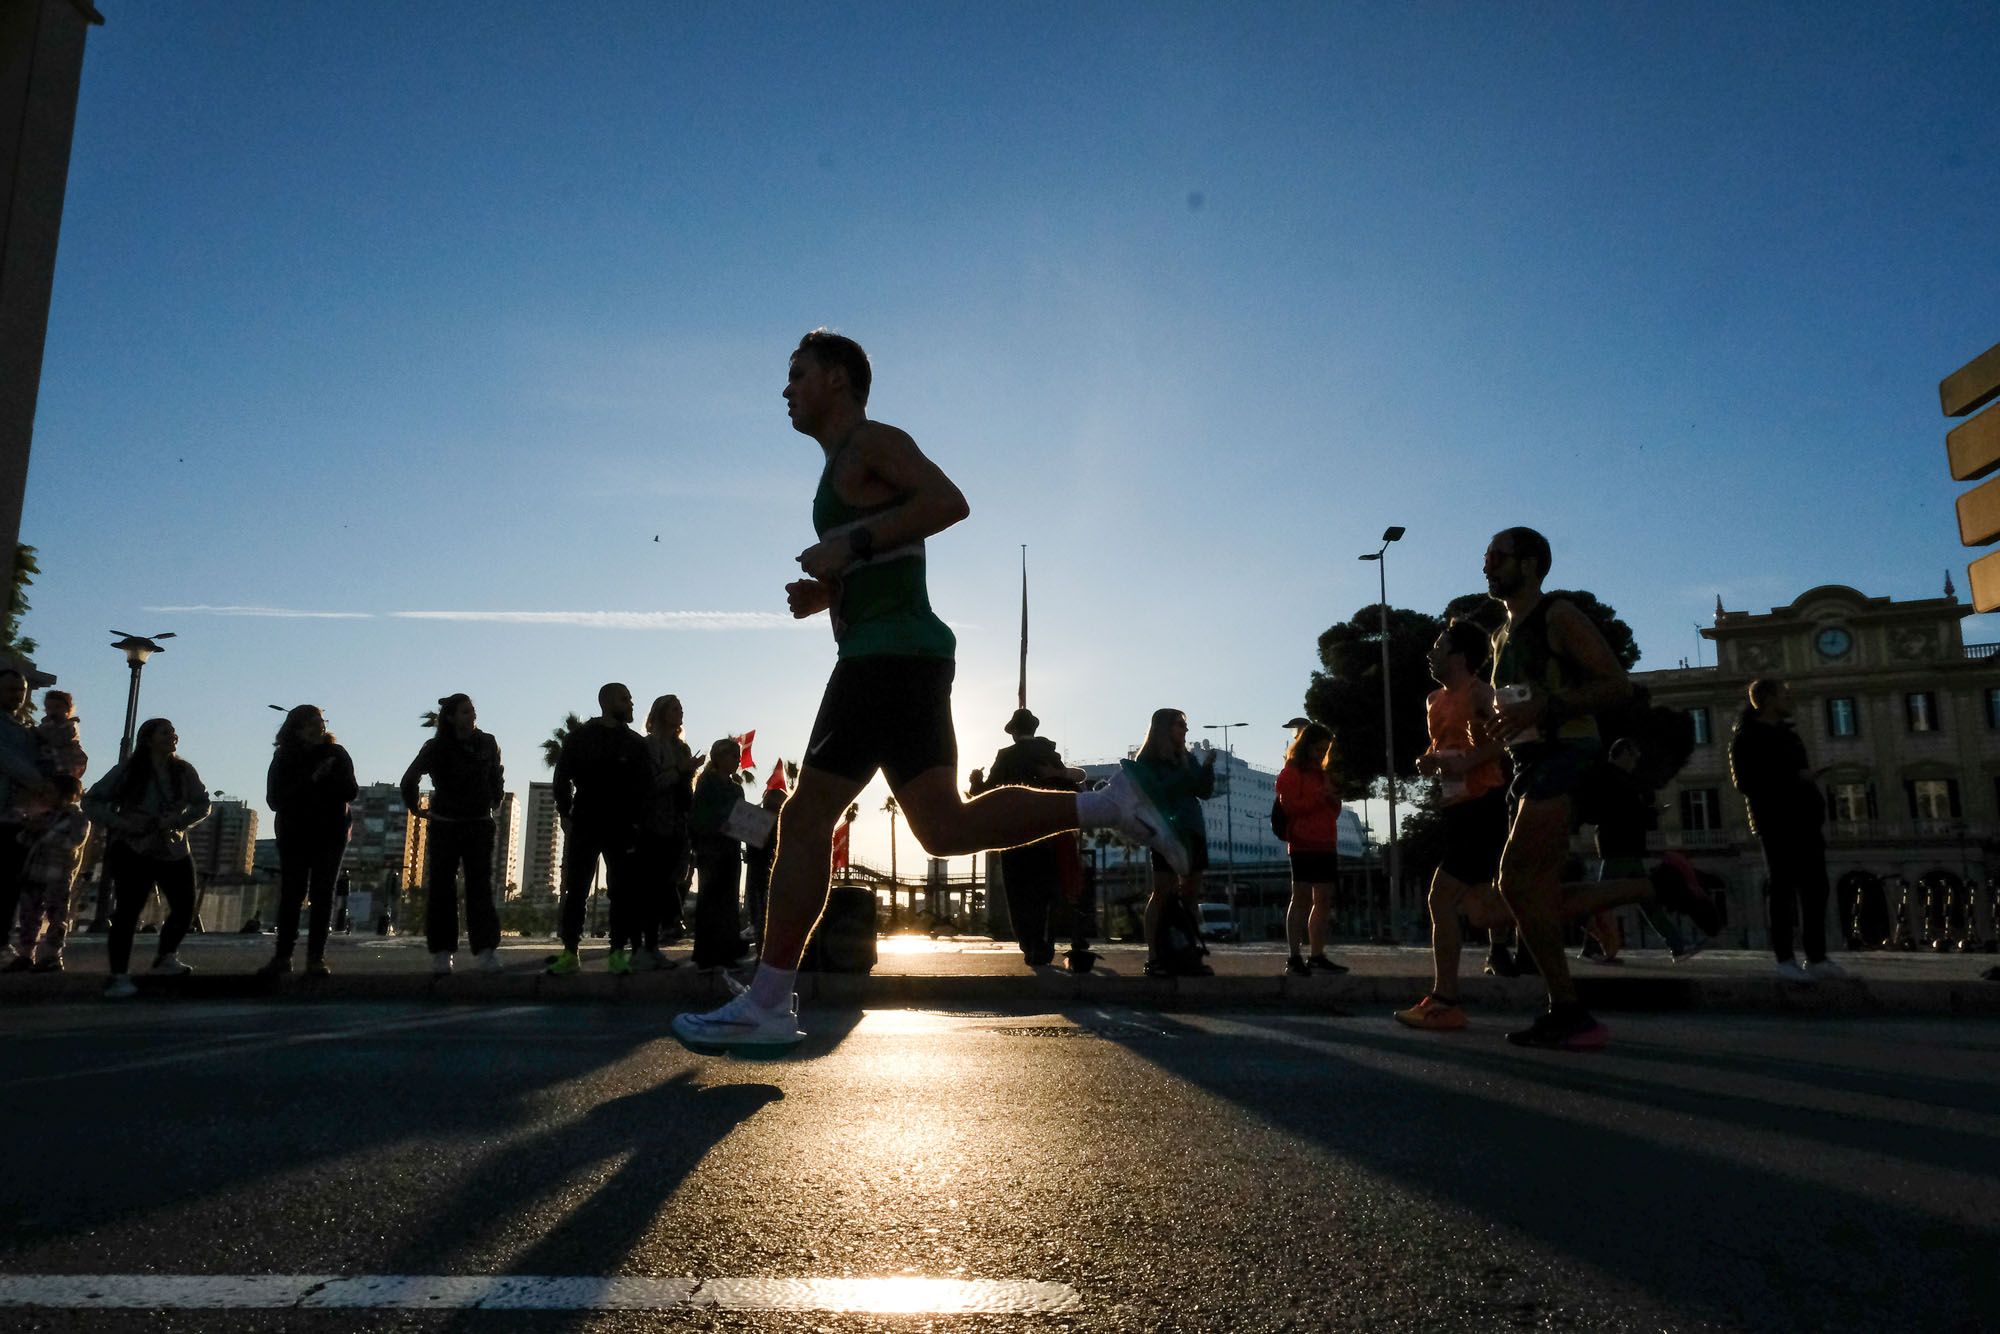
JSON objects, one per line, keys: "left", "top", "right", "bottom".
{"left": 1437, "top": 788, "right": 1508, "bottom": 885}
{"left": 803, "top": 655, "right": 957, "bottom": 787}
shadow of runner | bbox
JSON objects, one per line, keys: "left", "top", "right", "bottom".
{"left": 1100, "top": 1014, "right": 2000, "bottom": 1331}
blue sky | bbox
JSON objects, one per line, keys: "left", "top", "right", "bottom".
{"left": 24, "top": 2, "right": 2000, "bottom": 869}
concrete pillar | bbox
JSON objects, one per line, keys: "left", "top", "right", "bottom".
{"left": 0, "top": 0, "right": 103, "bottom": 599}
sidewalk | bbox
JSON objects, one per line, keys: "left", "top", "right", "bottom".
{"left": 5, "top": 932, "right": 1998, "bottom": 1014}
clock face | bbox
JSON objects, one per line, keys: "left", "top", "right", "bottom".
{"left": 1816, "top": 626, "right": 1853, "bottom": 659}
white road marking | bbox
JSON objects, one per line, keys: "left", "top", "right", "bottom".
{"left": 0, "top": 1006, "right": 540, "bottom": 1091}
{"left": 0, "top": 1275, "right": 1082, "bottom": 1314}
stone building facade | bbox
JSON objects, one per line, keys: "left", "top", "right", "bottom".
{"left": 1635, "top": 584, "right": 2000, "bottom": 946}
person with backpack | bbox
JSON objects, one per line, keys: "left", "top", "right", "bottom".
{"left": 1477, "top": 527, "right": 1713, "bottom": 1049}
{"left": 1728, "top": 678, "right": 1844, "bottom": 982}
{"left": 401, "top": 693, "right": 507, "bottom": 976}
{"left": 1274, "top": 722, "right": 1346, "bottom": 976}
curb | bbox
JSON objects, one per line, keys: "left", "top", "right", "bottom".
{"left": 3, "top": 970, "right": 1996, "bottom": 1015}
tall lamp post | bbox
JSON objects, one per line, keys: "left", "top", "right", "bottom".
{"left": 90, "top": 630, "right": 174, "bottom": 930}
{"left": 1201, "top": 721, "right": 1249, "bottom": 924}
{"left": 882, "top": 795, "right": 900, "bottom": 924}
{"left": 1357, "top": 527, "right": 1404, "bottom": 937}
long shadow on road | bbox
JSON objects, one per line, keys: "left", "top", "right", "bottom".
{"left": 1101, "top": 1013, "right": 2000, "bottom": 1333}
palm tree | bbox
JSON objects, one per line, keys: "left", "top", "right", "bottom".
{"left": 543, "top": 712, "right": 583, "bottom": 770}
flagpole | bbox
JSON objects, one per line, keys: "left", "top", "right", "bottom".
{"left": 1017, "top": 544, "right": 1028, "bottom": 710}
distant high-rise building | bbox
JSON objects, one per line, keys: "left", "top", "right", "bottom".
{"left": 521, "top": 782, "right": 562, "bottom": 899}
{"left": 190, "top": 798, "right": 258, "bottom": 881}
{"left": 342, "top": 782, "right": 421, "bottom": 893}
{"left": 492, "top": 791, "right": 520, "bottom": 896}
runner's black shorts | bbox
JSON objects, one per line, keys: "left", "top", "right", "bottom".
{"left": 1438, "top": 788, "right": 1508, "bottom": 884}
{"left": 804, "top": 655, "right": 957, "bottom": 787}
{"left": 1288, "top": 849, "right": 1341, "bottom": 882}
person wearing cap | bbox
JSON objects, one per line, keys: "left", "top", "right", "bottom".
{"left": 969, "top": 709, "right": 1092, "bottom": 969}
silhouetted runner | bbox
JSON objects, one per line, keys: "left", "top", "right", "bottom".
{"left": 672, "top": 330, "right": 1185, "bottom": 1054}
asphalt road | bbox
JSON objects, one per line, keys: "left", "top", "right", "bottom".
{"left": 0, "top": 1002, "right": 1994, "bottom": 1332}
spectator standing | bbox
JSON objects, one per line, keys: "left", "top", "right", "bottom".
{"left": 261, "top": 705, "right": 357, "bottom": 977}
{"left": 639, "top": 694, "right": 698, "bottom": 965}
{"left": 688, "top": 736, "right": 747, "bottom": 971}
{"left": 549, "top": 683, "right": 650, "bottom": 976}
{"left": 970, "top": 709, "right": 1086, "bottom": 967}
{"left": 7, "top": 774, "right": 89, "bottom": 971}
{"left": 401, "top": 693, "right": 506, "bottom": 976}
{"left": 1133, "top": 708, "right": 1217, "bottom": 978}
{"left": 742, "top": 785, "right": 785, "bottom": 959}
{"left": 1729, "top": 679, "right": 1844, "bottom": 982}
{"left": 0, "top": 669, "right": 48, "bottom": 937}
{"left": 1275, "top": 722, "right": 1346, "bottom": 975}
{"left": 86, "top": 718, "right": 210, "bottom": 998}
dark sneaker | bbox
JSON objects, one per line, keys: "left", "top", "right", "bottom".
{"left": 1142, "top": 960, "right": 1175, "bottom": 979}
{"left": 255, "top": 956, "right": 292, "bottom": 978}
{"left": 1506, "top": 1009, "right": 1609, "bottom": 1051}
{"left": 30, "top": 956, "right": 62, "bottom": 973}
{"left": 1284, "top": 955, "right": 1309, "bottom": 977}
{"left": 303, "top": 958, "right": 331, "bottom": 978}
{"left": 1483, "top": 943, "right": 1521, "bottom": 978}
{"left": 1307, "top": 955, "right": 1349, "bottom": 975}
{"left": 1064, "top": 949, "right": 1099, "bottom": 974}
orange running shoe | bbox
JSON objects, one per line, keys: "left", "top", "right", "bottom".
{"left": 1393, "top": 993, "right": 1469, "bottom": 1031}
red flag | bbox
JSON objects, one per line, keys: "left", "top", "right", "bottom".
{"left": 831, "top": 820, "right": 850, "bottom": 870}
{"left": 764, "top": 757, "right": 787, "bottom": 793}
{"left": 735, "top": 730, "right": 756, "bottom": 771}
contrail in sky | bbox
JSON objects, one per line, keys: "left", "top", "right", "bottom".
{"left": 148, "top": 605, "right": 804, "bottom": 631}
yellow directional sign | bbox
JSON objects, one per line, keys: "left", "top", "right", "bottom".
{"left": 1947, "top": 403, "right": 2000, "bottom": 481}
{"left": 1941, "top": 340, "right": 2000, "bottom": 419}
{"left": 1945, "top": 340, "right": 2000, "bottom": 611}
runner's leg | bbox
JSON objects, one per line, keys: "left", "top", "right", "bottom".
{"left": 759, "top": 765, "right": 869, "bottom": 971}
{"left": 1496, "top": 795, "right": 1579, "bottom": 1006}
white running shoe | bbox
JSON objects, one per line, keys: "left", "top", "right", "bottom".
{"left": 1805, "top": 958, "right": 1849, "bottom": 981}
{"left": 1096, "top": 763, "right": 1190, "bottom": 876}
{"left": 1774, "top": 959, "right": 1813, "bottom": 983}
{"left": 431, "top": 950, "right": 454, "bottom": 977}
{"left": 104, "top": 974, "right": 138, "bottom": 999}
{"left": 474, "top": 949, "right": 503, "bottom": 974}
{"left": 671, "top": 989, "right": 805, "bottom": 1054}
{"left": 150, "top": 954, "right": 192, "bottom": 976}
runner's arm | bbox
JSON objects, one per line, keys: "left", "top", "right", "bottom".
{"left": 1540, "top": 601, "right": 1633, "bottom": 723}
{"left": 796, "top": 424, "right": 970, "bottom": 579}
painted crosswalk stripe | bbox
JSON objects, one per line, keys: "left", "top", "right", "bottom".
{"left": 0, "top": 1275, "right": 1082, "bottom": 1314}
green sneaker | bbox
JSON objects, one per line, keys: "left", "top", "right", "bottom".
{"left": 606, "top": 948, "right": 632, "bottom": 976}
{"left": 545, "top": 950, "right": 581, "bottom": 976}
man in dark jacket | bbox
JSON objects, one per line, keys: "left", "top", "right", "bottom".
{"left": 549, "top": 683, "right": 651, "bottom": 976}
{"left": 1728, "top": 678, "right": 1843, "bottom": 982}
{"left": 969, "top": 709, "right": 1092, "bottom": 970}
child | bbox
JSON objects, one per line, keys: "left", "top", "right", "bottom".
{"left": 36, "top": 690, "right": 88, "bottom": 781}
{"left": 8, "top": 774, "right": 91, "bottom": 972}
{"left": 687, "top": 738, "right": 746, "bottom": 972}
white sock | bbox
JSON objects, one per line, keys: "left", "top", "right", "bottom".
{"left": 1075, "top": 789, "right": 1114, "bottom": 827}
{"left": 748, "top": 964, "right": 797, "bottom": 1011}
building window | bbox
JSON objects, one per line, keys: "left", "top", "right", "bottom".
{"left": 1828, "top": 782, "right": 1873, "bottom": 824}
{"left": 1687, "top": 707, "right": 1711, "bottom": 746}
{"left": 1908, "top": 778, "right": 1959, "bottom": 820}
{"left": 1826, "top": 697, "right": 1859, "bottom": 738}
{"left": 1679, "top": 787, "right": 1722, "bottom": 832}
{"left": 1906, "top": 692, "right": 1940, "bottom": 733}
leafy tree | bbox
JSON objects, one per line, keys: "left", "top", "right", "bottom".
{"left": 542, "top": 713, "right": 583, "bottom": 770}
{"left": 1440, "top": 589, "right": 1639, "bottom": 670}
{"left": 1301, "top": 604, "right": 1441, "bottom": 799}
{"left": 1, "top": 544, "right": 38, "bottom": 657}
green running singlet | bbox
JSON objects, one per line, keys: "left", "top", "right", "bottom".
{"left": 811, "top": 437, "right": 956, "bottom": 661}
{"left": 1490, "top": 597, "right": 1601, "bottom": 750}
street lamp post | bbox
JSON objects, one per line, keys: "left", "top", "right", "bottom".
{"left": 92, "top": 630, "right": 175, "bottom": 931}
{"left": 1202, "top": 722, "right": 1249, "bottom": 925}
{"left": 1357, "top": 527, "right": 1404, "bottom": 939}
{"left": 882, "top": 795, "right": 900, "bottom": 924}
